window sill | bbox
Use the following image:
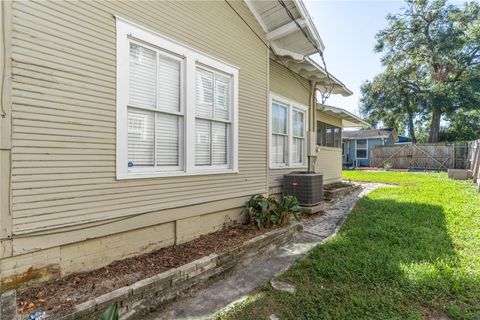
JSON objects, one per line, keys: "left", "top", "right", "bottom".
{"left": 317, "top": 146, "right": 342, "bottom": 151}
{"left": 117, "top": 168, "right": 239, "bottom": 180}
{"left": 269, "top": 165, "right": 308, "bottom": 170}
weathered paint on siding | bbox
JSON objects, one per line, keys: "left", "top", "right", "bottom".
{"left": 9, "top": 0, "right": 268, "bottom": 253}
{"left": 268, "top": 59, "right": 310, "bottom": 191}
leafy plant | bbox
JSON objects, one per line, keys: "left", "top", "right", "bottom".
{"left": 383, "top": 163, "right": 392, "bottom": 171}
{"left": 273, "top": 195, "right": 300, "bottom": 226}
{"left": 100, "top": 302, "right": 118, "bottom": 320}
{"left": 244, "top": 194, "right": 301, "bottom": 229}
{"left": 244, "top": 194, "right": 277, "bottom": 228}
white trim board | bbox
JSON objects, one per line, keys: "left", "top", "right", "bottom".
{"left": 116, "top": 18, "right": 239, "bottom": 179}
{"left": 355, "top": 139, "right": 368, "bottom": 160}
{"left": 269, "top": 92, "right": 309, "bottom": 170}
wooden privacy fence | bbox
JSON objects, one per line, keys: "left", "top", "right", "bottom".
{"left": 370, "top": 142, "right": 471, "bottom": 170}
{"left": 469, "top": 139, "right": 480, "bottom": 191}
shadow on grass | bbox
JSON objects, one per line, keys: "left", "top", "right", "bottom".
{"left": 230, "top": 196, "right": 480, "bottom": 320}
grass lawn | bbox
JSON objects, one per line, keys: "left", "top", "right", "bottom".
{"left": 218, "top": 171, "right": 480, "bottom": 319}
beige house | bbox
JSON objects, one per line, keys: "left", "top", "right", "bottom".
{"left": 0, "top": 0, "right": 365, "bottom": 289}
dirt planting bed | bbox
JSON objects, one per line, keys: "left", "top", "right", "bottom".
{"left": 16, "top": 224, "right": 269, "bottom": 317}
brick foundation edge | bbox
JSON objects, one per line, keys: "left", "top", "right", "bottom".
{"left": 10, "top": 223, "right": 303, "bottom": 320}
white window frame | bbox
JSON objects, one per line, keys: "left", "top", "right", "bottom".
{"left": 269, "top": 93, "right": 308, "bottom": 169}
{"left": 194, "top": 64, "right": 233, "bottom": 171}
{"left": 355, "top": 139, "right": 368, "bottom": 160}
{"left": 116, "top": 17, "right": 239, "bottom": 180}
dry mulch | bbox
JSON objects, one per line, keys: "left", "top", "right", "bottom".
{"left": 17, "top": 224, "right": 267, "bottom": 317}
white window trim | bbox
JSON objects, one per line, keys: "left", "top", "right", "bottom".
{"left": 355, "top": 139, "right": 368, "bottom": 160}
{"left": 269, "top": 93, "right": 309, "bottom": 169}
{"left": 116, "top": 17, "right": 239, "bottom": 180}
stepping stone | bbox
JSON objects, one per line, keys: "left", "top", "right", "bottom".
{"left": 270, "top": 279, "right": 296, "bottom": 294}
{"left": 269, "top": 314, "right": 280, "bottom": 320}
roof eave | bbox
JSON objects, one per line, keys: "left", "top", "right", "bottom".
{"left": 317, "top": 104, "right": 370, "bottom": 128}
{"left": 246, "top": 0, "right": 353, "bottom": 97}
{"left": 293, "top": 0, "right": 325, "bottom": 52}
{"left": 245, "top": 0, "right": 325, "bottom": 59}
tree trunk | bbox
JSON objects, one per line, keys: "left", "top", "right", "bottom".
{"left": 407, "top": 110, "right": 417, "bottom": 143}
{"left": 428, "top": 108, "right": 442, "bottom": 143}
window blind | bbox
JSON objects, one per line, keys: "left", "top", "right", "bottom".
{"left": 157, "top": 55, "right": 181, "bottom": 113}
{"left": 212, "top": 122, "right": 228, "bottom": 165}
{"left": 271, "top": 134, "right": 286, "bottom": 164}
{"left": 129, "top": 43, "right": 157, "bottom": 108}
{"left": 128, "top": 108, "right": 155, "bottom": 166}
{"left": 195, "top": 119, "right": 211, "bottom": 166}
{"left": 156, "top": 114, "right": 181, "bottom": 166}
{"left": 292, "top": 110, "right": 304, "bottom": 164}
{"left": 292, "top": 138, "right": 303, "bottom": 163}
{"left": 196, "top": 69, "right": 214, "bottom": 118}
{"left": 272, "top": 103, "right": 288, "bottom": 165}
{"left": 128, "top": 42, "right": 183, "bottom": 170}
{"left": 272, "top": 103, "right": 287, "bottom": 134}
{"left": 118, "top": 20, "right": 238, "bottom": 178}
{"left": 292, "top": 110, "right": 304, "bottom": 137}
{"left": 195, "top": 67, "right": 232, "bottom": 167}
{"left": 214, "top": 74, "right": 231, "bottom": 120}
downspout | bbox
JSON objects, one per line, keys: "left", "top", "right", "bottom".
{"left": 308, "top": 81, "right": 317, "bottom": 172}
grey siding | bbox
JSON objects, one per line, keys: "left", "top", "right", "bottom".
{"left": 345, "top": 137, "right": 385, "bottom": 167}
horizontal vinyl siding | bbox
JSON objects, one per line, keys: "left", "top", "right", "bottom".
{"left": 269, "top": 59, "right": 310, "bottom": 106}
{"left": 315, "top": 148, "right": 342, "bottom": 184}
{"left": 268, "top": 59, "right": 310, "bottom": 190}
{"left": 315, "top": 111, "right": 343, "bottom": 184}
{"left": 316, "top": 110, "right": 342, "bottom": 128}
{"left": 10, "top": 0, "right": 268, "bottom": 240}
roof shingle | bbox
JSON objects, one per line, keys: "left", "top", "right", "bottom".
{"left": 343, "top": 128, "right": 394, "bottom": 140}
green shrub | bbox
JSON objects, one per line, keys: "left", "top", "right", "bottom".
{"left": 274, "top": 195, "right": 300, "bottom": 226}
{"left": 244, "top": 194, "right": 300, "bottom": 229}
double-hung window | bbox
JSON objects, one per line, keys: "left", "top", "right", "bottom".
{"left": 127, "top": 42, "right": 184, "bottom": 171}
{"left": 270, "top": 94, "right": 308, "bottom": 168}
{"left": 116, "top": 18, "right": 238, "bottom": 179}
{"left": 356, "top": 139, "right": 368, "bottom": 159}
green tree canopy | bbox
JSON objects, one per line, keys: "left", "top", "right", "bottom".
{"left": 360, "top": 69, "right": 424, "bottom": 142}
{"left": 364, "top": 0, "right": 480, "bottom": 142}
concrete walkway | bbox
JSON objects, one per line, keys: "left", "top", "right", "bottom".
{"left": 145, "top": 183, "right": 383, "bottom": 320}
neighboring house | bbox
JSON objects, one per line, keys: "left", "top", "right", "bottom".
{"left": 343, "top": 128, "right": 399, "bottom": 167}
{"left": 397, "top": 135, "right": 413, "bottom": 144}
{"left": 0, "top": 0, "right": 359, "bottom": 288}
